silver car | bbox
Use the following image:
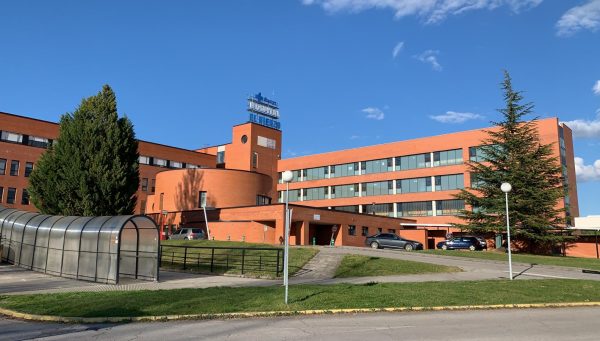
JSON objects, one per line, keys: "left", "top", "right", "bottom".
{"left": 168, "top": 228, "right": 205, "bottom": 240}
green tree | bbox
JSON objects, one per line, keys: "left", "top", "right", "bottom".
{"left": 455, "top": 71, "right": 570, "bottom": 252}
{"left": 28, "top": 85, "right": 139, "bottom": 216}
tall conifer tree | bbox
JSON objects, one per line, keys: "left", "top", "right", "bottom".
{"left": 29, "top": 85, "right": 139, "bottom": 216}
{"left": 455, "top": 71, "right": 569, "bottom": 252}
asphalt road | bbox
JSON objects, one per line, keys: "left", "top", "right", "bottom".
{"left": 2, "top": 307, "right": 600, "bottom": 340}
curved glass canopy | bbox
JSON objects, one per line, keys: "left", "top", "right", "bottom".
{"left": 0, "top": 205, "right": 159, "bottom": 284}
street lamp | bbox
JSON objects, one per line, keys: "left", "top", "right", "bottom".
{"left": 501, "top": 182, "right": 513, "bottom": 280}
{"left": 281, "top": 170, "right": 294, "bottom": 304}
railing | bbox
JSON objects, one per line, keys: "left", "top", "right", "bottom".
{"left": 159, "top": 245, "right": 283, "bottom": 277}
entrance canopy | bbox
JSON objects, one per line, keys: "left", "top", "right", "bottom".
{"left": 0, "top": 205, "right": 159, "bottom": 284}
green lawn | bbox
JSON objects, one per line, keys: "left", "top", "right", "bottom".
{"left": 420, "top": 250, "right": 600, "bottom": 271}
{"left": 1, "top": 279, "right": 599, "bottom": 317}
{"left": 161, "top": 240, "right": 318, "bottom": 278}
{"left": 334, "top": 255, "right": 461, "bottom": 278}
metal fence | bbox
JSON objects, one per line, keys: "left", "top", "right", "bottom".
{"left": 160, "top": 244, "right": 283, "bottom": 277}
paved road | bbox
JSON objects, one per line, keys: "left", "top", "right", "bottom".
{"left": 2, "top": 247, "right": 599, "bottom": 295}
{"left": 2, "top": 307, "right": 600, "bottom": 340}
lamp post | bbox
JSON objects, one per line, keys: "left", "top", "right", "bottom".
{"left": 501, "top": 182, "right": 513, "bottom": 280}
{"left": 281, "top": 170, "right": 294, "bottom": 304}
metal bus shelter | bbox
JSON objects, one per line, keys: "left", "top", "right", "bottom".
{"left": 0, "top": 205, "right": 159, "bottom": 284}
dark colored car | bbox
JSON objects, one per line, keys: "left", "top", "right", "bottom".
{"left": 365, "top": 233, "right": 423, "bottom": 251}
{"left": 436, "top": 236, "right": 486, "bottom": 251}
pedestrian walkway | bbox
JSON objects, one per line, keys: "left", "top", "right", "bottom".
{"left": 291, "top": 247, "right": 344, "bottom": 283}
{"left": 2, "top": 247, "right": 599, "bottom": 296}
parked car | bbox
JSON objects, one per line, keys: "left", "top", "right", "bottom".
{"left": 476, "top": 236, "right": 488, "bottom": 250}
{"left": 168, "top": 228, "right": 205, "bottom": 240}
{"left": 365, "top": 233, "right": 423, "bottom": 251}
{"left": 436, "top": 236, "right": 486, "bottom": 251}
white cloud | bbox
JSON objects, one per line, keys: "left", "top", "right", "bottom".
{"left": 593, "top": 80, "right": 600, "bottom": 95}
{"left": 392, "top": 41, "right": 404, "bottom": 58}
{"left": 575, "top": 157, "right": 600, "bottom": 182}
{"left": 362, "top": 107, "right": 385, "bottom": 120}
{"left": 430, "top": 111, "right": 484, "bottom": 123}
{"left": 556, "top": 0, "right": 600, "bottom": 36}
{"left": 350, "top": 135, "right": 361, "bottom": 140}
{"left": 562, "top": 111, "right": 600, "bottom": 138}
{"left": 415, "top": 50, "right": 442, "bottom": 71}
{"left": 301, "top": 0, "right": 542, "bottom": 24}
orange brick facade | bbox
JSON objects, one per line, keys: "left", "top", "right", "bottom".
{"left": 1, "top": 111, "right": 587, "bottom": 254}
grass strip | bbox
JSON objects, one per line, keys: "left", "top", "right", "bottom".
{"left": 1, "top": 279, "right": 599, "bottom": 318}
{"left": 420, "top": 250, "right": 600, "bottom": 271}
{"left": 334, "top": 254, "right": 461, "bottom": 278}
{"left": 161, "top": 240, "right": 318, "bottom": 278}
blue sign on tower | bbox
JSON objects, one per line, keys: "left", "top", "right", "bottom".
{"left": 247, "top": 93, "right": 281, "bottom": 130}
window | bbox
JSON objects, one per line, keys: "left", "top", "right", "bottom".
{"left": 241, "top": 135, "right": 248, "bottom": 144}
{"left": 24, "top": 162, "right": 33, "bottom": 177}
{"left": 398, "top": 177, "right": 431, "bottom": 193}
{"left": 304, "top": 187, "right": 327, "bottom": 201}
{"left": 256, "top": 195, "right": 271, "bottom": 206}
{"left": 187, "top": 163, "right": 198, "bottom": 169}
{"left": 397, "top": 201, "right": 433, "bottom": 217}
{"left": 362, "top": 181, "right": 394, "bottom": 196}
{"left": 252, "top": 152, "right": 258, "bottom": 168}
{"left": 7, "top": 188, "right": 16, "bottom": 204}
{"left": 435, "top": 174, "right": 464, "bottom": 191}
{"left": 361, "top": 226, "right": 369, "bottom": 236}
{"left": 279, "top": 189, "right": 301, "bottom": 202}
{"left": 198, "top": 191, "right": 207, "bottom": 208}
{"left": 151, "top": 179, "right": 156, "bottom": 193}
{"left": 364, "top": 158, "right": 393, "bottom": 174}
{"left": 257, "top": 136, "right": 277, "bottom": 149}
{"left": 141, "top": 178, "right": 148, "bottom": 192}
{"left": 171, "top": 161, "right": 183, "bottom": 169}
{"left": 332, "top": 205, "right": 359, "bottom": 213}
{"left": 10, "top": 160, "right": 19, "bottom": 176}
{"left": 139, "top": 156, "right": 151, "bottom": 165}
{"left": 331, "top": 162, "right": 360, "bottom": 178}
{"left": 1, "top": 131, "right": 23, "bottom": 143}
{"left": 433, "top": 149, "right": 463, "bottom": 167}
{"left": 216, "top": 151, "right": 225, "bottom": 164}
{"left": 331, "top": 184, "right": 359, "bottom": 198}
{"left": 0, "top": 187, "right": 3, "bottom": 202}
{"left": 395, "top": 153, "right": 431, "bottom": 171}
{"left": 153, "top": 158, "right": 167, "bottom": 167}
{"left": 0, "top": 159, "right": 5, "bottom": 175}
{"left": 470, "top": 173, "right": 484, "bottom": 189}
{"left": 27, "top": 135, "right": 50, "bottom": 148}
{"left": 305, "top": 166, "right": 327, "bottom": 181}
{"left": 365, "top": 203, "right": 394, "bottom": 217}
{"left": 388, "top": 229, "right": 396, "bottom": 234}
{"left": 377, "top": 227, "right": 383, "bottom": 233}
{"left": 436, "top": 200, "right": 465, "bottom": 216}
{"left": 21, "top": 189, "right": 29, "bottom": 205}
{"left": 348, "top": 225, "right": 356, "bottom": 236}
{"left": 140, "top": 200, "right": 146, "bottom": 214}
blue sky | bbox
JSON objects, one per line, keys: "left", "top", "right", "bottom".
{"left": 0, "top": 0, "right": 599, "bottom": 216}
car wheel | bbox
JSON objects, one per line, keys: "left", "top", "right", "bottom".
{"left": 469, "top": 245, "right": 476, "bottom": 251}
{"left": 370, "top": 241, "right": 380, "bottom": 249}
{"left": 404, "top": 244, "right": 414, "bottom": 251}
{"left": 442, "top": 244, "right": 448, "bottom": 250}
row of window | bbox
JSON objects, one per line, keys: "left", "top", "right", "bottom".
{"left": 331, "top": 200, "right": 465, "bottom": 217}
{"left": 0, "top": 159, "right": 34, "bottom": 177}
{"left": 138, "top": 155, "right": 202, "bottom": 169}
{"left": 0, "top": 187, "right": 30, "bottom": 205}
{"left": 279, "top": 174, "right": 465, "bottom": 202}
{"left": 279, "top": 148, "right": 465, "bottom": 183}
{"left": 1, "top": 130, "right": 52, "bottom": 149}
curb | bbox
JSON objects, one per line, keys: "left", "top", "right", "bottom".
{"left": 2, "top": 302, "right": 600, "bottom": 323}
